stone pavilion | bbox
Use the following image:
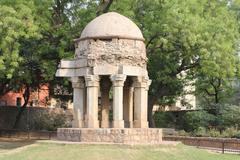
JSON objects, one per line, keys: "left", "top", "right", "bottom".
{"left": 56, "top": 12, "right": 162, "bottom": 144}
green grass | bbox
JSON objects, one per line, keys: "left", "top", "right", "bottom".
{"left": 0, "top": 140, "right": 239, "bottom": 160}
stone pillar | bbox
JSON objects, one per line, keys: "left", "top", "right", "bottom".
{"left": 133, "top": 76, "right": 149, "bottom": 128}
{"left": 85, "top": 75, "right": 100, "bottom": 128}
{"left": 111, "top": 74, "right": 126, "bottom": 128}
{"left": 123, "top": 80, "right": 134, "bottom": 128}
{"left": 71, "top": 77, "right": 85, "bottom": 128}
{"left": 100, "top": 77, "right": 111, "bottom": 128}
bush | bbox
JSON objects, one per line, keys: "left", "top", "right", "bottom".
{"left": 183, "top": 110, "right": 215, "bottom": 132}
{"left": 208, "top": 128, "right": 221, "bottom": 137}
{"left": 154, "top": 112, "right": 176, "bottom": 128}
{"left": 192, "top": 127, "right": 207, "bottom": 137}
{"left": 178, "top": 130, "right": 190, "bottom": 136}
{"left": 34, "top": 109, "right": 70, "bottom": 131}
{"left": 232, "top": 132, "right": 240, "bottom": 139}
{"left": 220, "top": 104, "right": 240, "bottom": 129}
{"left": 221, "top": 127, "right": 239, "bottom": 138}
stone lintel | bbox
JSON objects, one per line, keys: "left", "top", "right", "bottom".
{"left": 56, "top": 69, "right": 75, "bottom": 77}
{"left": 57, "top": 65, "right": 148, "bottom": 77}
{"left": 93, "top": 65, "right": 148, "bottom": 76}
{"left": 119, "top": 66, "right": 147, "bottom": 76}
{"left": 75, "top": 59, "right": 88, "bottom": 68}
{"left": 59, "top": 59, "right": 88, "bottom": 69}
{"left": 93, "top": 65, "right": 118, "bottom": 75}
{"left": 75, "top": 68, "right": 92, "bottom": 76}
{"left": 56, "top": 68, "right": 91, "bottom": 77}
{"left": 60, "top": 60, "right": 75, "bottom": 68}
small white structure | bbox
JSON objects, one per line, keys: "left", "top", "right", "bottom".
{"left": 56, "top": 12, "right": 151, "bottom": 129}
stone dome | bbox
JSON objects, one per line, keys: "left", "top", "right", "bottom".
{"left": 80, "top": 12, "right": 144, "bottom": 41}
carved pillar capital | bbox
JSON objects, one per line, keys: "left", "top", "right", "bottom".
{"left": 71, "top": 77, "right": 85, "bottom": 88}
{"left": 110, "top": 74, "right": 126, "bottom": 87}
{"left": 85, "top": 75, "right": 100, "bottom": 87}
{"left": 133, "top": 76, "right": 148, "bottom": 88}
{"left": 146, "top": 79, "right": 152, "bottom": 91}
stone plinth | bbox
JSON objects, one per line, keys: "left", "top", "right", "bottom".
{"left": 57, "top": 128, "right": 162, "bottom": 145}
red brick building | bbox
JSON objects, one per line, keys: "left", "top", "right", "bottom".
{"left": 0, "top": 84, "right": 50, "bottom": 107}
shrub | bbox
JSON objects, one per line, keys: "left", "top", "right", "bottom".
{"left": 183, "top": 110, "right": 215, "bottom": 132}
{"left": 221, "top": 127, "right": 239, "bottom": 138}
{"left": 208, "top": 128, "right": 221, "bottom": 137}
{"left": 192, "top": 127, "right": 207, "bottom": 137}
{"left": 220, "top": 104, "right": 240, "bottom": 129}
{"left": 232, "top": 131, "right": 240, "bottom": 139}
{"left": 178, "top": 130, "right": 190, "bottom": 136}
{"left": 154, "top": 112, "right": 176, "bottom": 128}
{"left": 34, "top": 109, "right": 70, "bottom": 131}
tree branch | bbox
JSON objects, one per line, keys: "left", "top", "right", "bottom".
{"left": 97, "top": 0, "right": 114, "bottom": 16}
{"left": 204, "top": 88, "right": 215, "bottom": 96}
{"left": 146, "top": 34, "right": 159, "bottom": 49}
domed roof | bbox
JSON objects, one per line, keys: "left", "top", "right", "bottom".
{"left": 79, "top": 12, "right": 144, "bottom": 41}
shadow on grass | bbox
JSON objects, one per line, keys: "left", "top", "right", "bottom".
{"left": 0, "top": 138, "right": 36, "bottom": 151}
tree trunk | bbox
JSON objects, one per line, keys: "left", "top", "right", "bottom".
{"left": 215, "top": 92, "right": 219, "bottom": 104}
{"left": 13, "top": 85, "right": 30, "bottom": 129}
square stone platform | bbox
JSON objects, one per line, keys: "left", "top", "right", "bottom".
{"left": 57, "top": 128, "right": 162, "bottom": 145}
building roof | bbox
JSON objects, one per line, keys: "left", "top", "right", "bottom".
{"left": 79, "top": 12, "right": 144, "bottom": 41}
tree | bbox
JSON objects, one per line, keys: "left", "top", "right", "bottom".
{"left": 0, "top": 1, "right": 39, "bottom": 87}
{"left": 109, "top": 0, "right": 239, "bottom": 127}
{"left": 1, "top": 0, "right": 239, "bottom": 129}
{"left": 0, "top": 0, "right": 98, "bottom": 128}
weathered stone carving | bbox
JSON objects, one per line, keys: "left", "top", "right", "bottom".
{"left": 75, "top": 39, "right": 147, "bottom": 68}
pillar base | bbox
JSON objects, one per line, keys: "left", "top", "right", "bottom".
{"left": 101, "top": 120, "right": 110, "bottom": 128}
{"left": 124, "top": 121, "right": 133, "bottom": 128}
{"left": 113, "top": 120, "right": 124, "bottom": 128}
{"left": 58, "top": 128, "right": 162, "bottom": 144}
{"left": 87, "top": 120, "right": 99, "bottom": 128}
{"left": 133, "top": 120, "right": 148, "bottom": 128}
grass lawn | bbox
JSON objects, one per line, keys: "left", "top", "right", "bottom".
{"left": 0, "top": 140, "right": 239, "bottom": 160}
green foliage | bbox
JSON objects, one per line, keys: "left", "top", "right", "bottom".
{"left": 233, "top": 132, "right": 240, "bottom": 139}
{"left": 208, "top": 128, "right": 221, "bottom": 137}
{"left": 183, "top": 110, "right": 215, "bottom": 132}
{"left": 110, "top": 1, "right": 240, "bottom": 121}
{"left": 153, "top": 112, "right": 176, "bottom": 128}
{"left": 221, "top": 127, "right": 239, "bottom": 138}
{"left": 178, "top": 130, "right": 190, "bottom": 136}
{"left": 34, "top": 110, "right": 70, "bottom": 131}
{"left": 0, "top": 2, "right": 39, "bottom": 79}
{"left": 0, "top": 0, "right": 98, "bottom": 96}
{"left": 192, "top": 127, "right": 207, "bottom": 137}
{"left": 219, "top": 104, "right": 240, "bottom": 129}
{"left": 1, "top": 0, "right": 240, "bottom": 128}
